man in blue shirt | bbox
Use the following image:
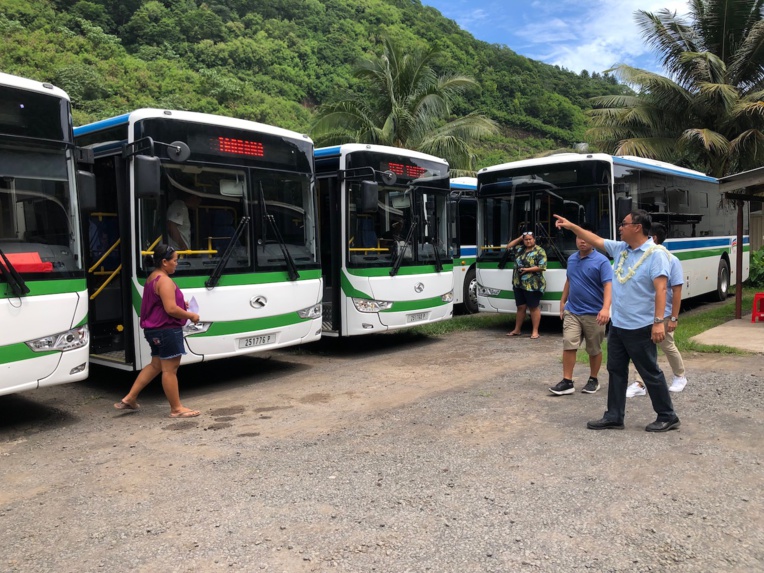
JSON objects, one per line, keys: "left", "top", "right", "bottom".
{"left": 627, "top": 222, "right": 688, "bottom": 396}
{"left": 549, "top": 223, "right": 613, "bottom": 395}
{"left": 553, "top": 210, "right": 680, "bottom": 432}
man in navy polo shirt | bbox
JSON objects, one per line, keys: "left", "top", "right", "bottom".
{"left": 553, "top": 210, "right": 680, "bottom": 432}
{"left": 549, "top": 223, "right": 613, "bottom": 396}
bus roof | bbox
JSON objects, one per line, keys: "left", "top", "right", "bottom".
{"left": 314, "top": 143, "right": 447, "bottom": 165}
{"left": 450, "top": 177, "right": 477, "bottom": 190}
{"left": 74, "top": 108, "right": 312, "bottom": 143}
{"left": 0, "top": 72, "right": 71, "bottom": 102}
{"left": 478, "top": 153, "right": 717, "bottom": 184}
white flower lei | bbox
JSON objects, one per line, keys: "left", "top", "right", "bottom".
{"left": 614, "top": 244, "right": 669, "bottom": 284}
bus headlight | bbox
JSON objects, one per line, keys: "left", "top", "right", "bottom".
{"left": 298, "top": 303, "right": 322, "bottom": 319}
{"left": 477, "top": 286, "right": 501, "bottom": 296}
{"left": 441, "top": 290, "right": 454, "bottom": 303}
{"left": 26, "top": 325, "right": 89, "bottom": 352}
{"left": 352, "top": 298, "right": 393, "bottom": 313}
{"left": 183, "top": 322, "right": 211, "bottom": 336}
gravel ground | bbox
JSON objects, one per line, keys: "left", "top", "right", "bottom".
{"left": 1, "top": 322, "right": 762, "bottom": 573}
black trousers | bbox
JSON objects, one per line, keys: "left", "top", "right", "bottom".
{"left": 605, "top": 325, "right": 677, "bottom": 423}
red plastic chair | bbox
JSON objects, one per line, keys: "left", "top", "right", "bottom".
{"left": 753, "top": 293, "right": 764, "bottom": 323}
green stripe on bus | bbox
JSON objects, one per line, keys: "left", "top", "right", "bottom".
{"left": 188, "top": 311, "right": 310, "bottom": 337}
{"left": 168, "top": 269, "right": 321, "bottom": 289}
{"left": 0, "top": 342, "right": 57, "bottom": 365}
{"left": 485, "top": 289, "right": 563, "bottom": 301}
{"left": 382, "top": 295, "right": 450, "bottom": 312}
{"left": 341, "top": 270, "right": 372, "bottom": 299}
{"left": 130, "top": 269, "right": 323, "bottom": 314}
{"left": 478, "top": 262, "right": 564, "bottom": 270}
{"left": 673, "top": 248, "right": 728, "bottom": 261}
{"left": 346, "top": 264, "right": 453, "bottom": 277}
{"left": 0, "top": 278, "right": 86, "bottom": 299}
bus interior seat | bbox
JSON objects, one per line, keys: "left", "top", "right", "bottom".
{"left": 356, "top": 216, "right": 377, "bottom": 248}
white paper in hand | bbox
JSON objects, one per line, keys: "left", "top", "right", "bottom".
{"left": 186, "top": 296, "right": 199, "bottom": 326}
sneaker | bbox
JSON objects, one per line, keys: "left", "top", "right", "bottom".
{"left": 549, "top": 379, "right": 574, "bottom": 395}
{"left": 669, "top": 376, "right": 688, "bottom": 393}
{"left": 581, "top": 377, "right": 600, "bottom": 394}
{"left": 626, "top": 382, "right": 646, "bottom": 398}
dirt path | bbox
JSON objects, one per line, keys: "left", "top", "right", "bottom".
{"left": 1, "top": 325, "right": 762, "bottom": 572}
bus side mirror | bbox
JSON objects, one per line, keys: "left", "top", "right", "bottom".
{"left": 357, "top": 181, "right": 379, "bottom": 214}
{"left": 616, "top": 196, "right": 632, "bottom": 224}
{"left": 77, "top": 170, "right": 96, "bottom": 211}
{"left": 135, "top": 155, "right": 162, "bottom": 199}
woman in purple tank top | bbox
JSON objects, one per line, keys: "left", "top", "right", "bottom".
{"left": 114, "top": 244, "right": 202, "bottom": 418}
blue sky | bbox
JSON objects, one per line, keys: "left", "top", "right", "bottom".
{"left": 421, "top": 0, "right": 691, "bottom": 75}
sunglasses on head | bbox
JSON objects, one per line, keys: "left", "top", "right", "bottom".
{"left": 522, "top": 232, "right": 533, "bottom": 236}
{"left": 162, "top": 246, "right": 176, "bottom": 260}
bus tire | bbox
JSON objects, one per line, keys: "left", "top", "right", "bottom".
{"left": 463, "top": 267, "right": 478, "bottom": 314}
{"left": 713, "top": 258, "right": 730, "bottom": 301}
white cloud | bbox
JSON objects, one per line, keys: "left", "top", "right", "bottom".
{"left": 516, "top": 0, "right": 692, "bottom": 73}
{"left": 424, "top": 0, "right": 692, "bottom": 74}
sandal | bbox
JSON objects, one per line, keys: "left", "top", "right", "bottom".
{"left": 114, "top": 400, "right": 140, "bottom": 411}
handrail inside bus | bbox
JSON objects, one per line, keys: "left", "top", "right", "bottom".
{"left": 90, "top": 264, "right": 122, "bottom": 300}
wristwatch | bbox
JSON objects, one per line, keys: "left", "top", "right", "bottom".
{"left": 653, "top": 317, "right": 664, "bottom": 324}
{"left": 670, "top": 316, "right": 678, "bottom": 322}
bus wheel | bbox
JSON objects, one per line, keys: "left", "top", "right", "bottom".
{"left": 714, "top": 258, "right": 730, "bottom": 301}
{"left": 463, "top": 268, "right": 478, "bottom": 314}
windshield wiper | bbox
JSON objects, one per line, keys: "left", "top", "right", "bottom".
{"left": 259, "top": 183, "right": 300, "bottom": 282}
{"left": 0, "top": 247, "right": 30, "bottom": 297}
{"left": 498, "top": 244, "right": 514, "bottom": 270}
{"left": 205, "top": 216, "right": 251, "bottom": 289}
{"left": 390, "top": 217, "right": 417, "bottom": 277}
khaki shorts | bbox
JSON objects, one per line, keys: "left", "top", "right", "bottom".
{"left": 562, "top": 311, "right": 605, "bottom": 355}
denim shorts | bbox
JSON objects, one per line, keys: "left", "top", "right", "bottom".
{"left": 144, "top": 328, "right": 186, "bottom": 360}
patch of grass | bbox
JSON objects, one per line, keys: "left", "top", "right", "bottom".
{"left": 674, "top": 287, "right": 755, "bottom": 354}
{"left": 576, "top": 287, "right": 758, "bottom": 363}
{"left": 405, "top": 312, "right": 509, "bottom": 336}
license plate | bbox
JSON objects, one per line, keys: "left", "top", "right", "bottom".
{"left": 238, "top": 334, "right": 275, "bottom": 348}
{"left": 407, "top": 312, "right": 428, "bottom": 323}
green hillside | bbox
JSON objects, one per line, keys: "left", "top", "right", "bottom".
{"left": 0, "top": 0, "right": 628, "bottom": 165}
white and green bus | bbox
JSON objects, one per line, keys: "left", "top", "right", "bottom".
{"left": 476, "top": 153, "right": 750, "bottom": 315}
{"left": 450, "top": 177, "right": 478, "bottom": 313}
{"left": 1, "top": 73, "right": 91, "bottom": 396}
{"left": 74, "top": 109, "right": 322, "bottom": 370}
{"left": 315, "top": 144, "right": 454, "bottom": 336}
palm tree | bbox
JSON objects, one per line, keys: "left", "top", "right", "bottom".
{"left": 311, "top": 36, "right": 497, "bottom": 174}
{"left": 587, "top": 0, "right": 764, "bottom": 177}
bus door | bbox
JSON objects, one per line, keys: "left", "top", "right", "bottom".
{"left": 317, "top": 176, "right": 341, "bottom": 334}
{"left": 82, "top": 153, "right": 134, "bottom": 368}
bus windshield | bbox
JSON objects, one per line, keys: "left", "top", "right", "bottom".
{"left": 345, "top": 150, "right": 449, "bottom": 269}
{"left": 478, "top": 160, "right": 612, "bottom": 264}
{"left": 0, "top": 141, "right": 82, "bottom": 278}
{"left": 134, "top": 119, "right": 318, "bottom": 275}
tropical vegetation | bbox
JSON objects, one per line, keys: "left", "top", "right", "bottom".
{"left": 0, "top": 0, "right": 626, "bottom": 166}
{"left": 587, "top": 0, "right": 764, "bottom": 176}
{"left": 311, "top": 36, "right": 499, "bottom": 172}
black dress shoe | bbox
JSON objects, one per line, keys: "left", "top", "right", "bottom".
{"left": 587, "top": 417, "right": 624, "bottom": 430}
{"left": 645, "top": 417, "right": 681, "bottom": 432}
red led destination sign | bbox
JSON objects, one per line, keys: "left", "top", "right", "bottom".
{"left": 385, "top": 162, "right": 427, "bottom": 178}
{"left": 213, "top": 137, "right": 265, "bottom": 157}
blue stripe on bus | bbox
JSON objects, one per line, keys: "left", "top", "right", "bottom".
{"left": 451, "top": 183, "right": 477, "bottom": 190}
{"left": 74, "top": 113, "right": 132, "bottom": 136}
{"left": 459, "top": 246, "right": 477, "bottom": 256}
{"left": 665, "top": 236, "right": 749, "bottom": 250}
{"left": 314, "top": 146, "right": 342, "bottom": 158}
{"left": 612, "top": 157, "right": 717, "bottom": 183}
